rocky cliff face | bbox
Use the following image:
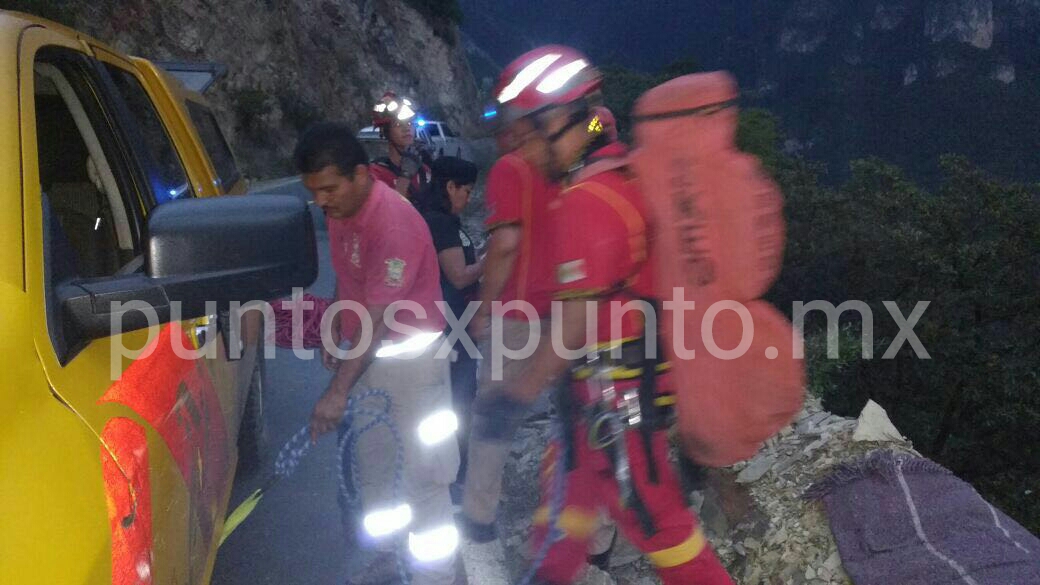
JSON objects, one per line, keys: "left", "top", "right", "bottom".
{"left": 52, "top": 0, "right": 481, "bottom": 178}
{"left": 462, "top": 0, "right": 1040, "bottom": 184}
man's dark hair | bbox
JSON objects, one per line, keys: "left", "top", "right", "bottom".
{"left": 293, "top": 122, "right": 369, "bottom": 175}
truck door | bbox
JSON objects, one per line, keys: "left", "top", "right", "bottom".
{"left": 19, "top": 30, "right": 233, "bottom": 585}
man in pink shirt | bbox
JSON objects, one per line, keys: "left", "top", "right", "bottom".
{"left": 295, "top": 122, "right": 462, "bottom": 585}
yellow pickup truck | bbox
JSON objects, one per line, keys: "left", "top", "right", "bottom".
{"left": 0, "top": 11, "right": 316, "bottom": 585}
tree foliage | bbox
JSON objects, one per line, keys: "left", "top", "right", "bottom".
{"left": 0, "top": 0, "right": 80, "bottom": 25}
{"left": 600, "top": 58, "right": 704, "bottom": 141}
{"left": 606, "top": 70, "right": 1039, "bottom": 533}
{"left": 753, "top": 115, "right": 1040, "bottom": 533}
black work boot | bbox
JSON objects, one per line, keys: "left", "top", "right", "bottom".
{"left": 455, "top": 512, "right": 497, "bottom": 544}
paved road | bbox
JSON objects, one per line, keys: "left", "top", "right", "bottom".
{"left": 212, "top": 177, "right": 349, "bottom": 584}
{"left": 212, "top": 177, "right": 531, "bottom": 585}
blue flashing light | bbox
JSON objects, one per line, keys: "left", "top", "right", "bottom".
{"left": 483, "top": 108, "right": 498, "bottom": 119}
{"left": 417, "top": 118, "right": 427, "bottom": 127}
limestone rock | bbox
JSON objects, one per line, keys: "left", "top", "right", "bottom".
{"left": 852, "top": 400, "right": 904, "bottom": 443}
{"left": 925, "top": 0, "right": 994, "bottom": 49}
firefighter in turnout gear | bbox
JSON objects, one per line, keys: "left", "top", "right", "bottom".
{"left": 370, "top": 91, "right": 431, "bottom": 199}
{"left": 493, "top": 46, "right": 736, "bottom": 585}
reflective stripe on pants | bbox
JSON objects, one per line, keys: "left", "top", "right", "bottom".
{"left": 530, "top": 421, "right": 735, "bottom": 585}
{"left": 340, "top": 340, "right": 461, "bottom": 585}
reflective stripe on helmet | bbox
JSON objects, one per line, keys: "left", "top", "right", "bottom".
{"left": 536, "top": 59, "right": 589, "bottom": 94}
{"left": 497, "top": 53, "right": 562, "bottom": 103}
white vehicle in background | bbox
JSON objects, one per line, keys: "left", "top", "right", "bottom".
{"left": 356, "top": 118, "right": 473, "bottom": 162}
{"left": 416, "top": 119, "right": 472, "bottom": 161}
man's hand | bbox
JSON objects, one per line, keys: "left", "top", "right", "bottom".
{"left": 311, "top": 303, "right": 390, "bottom": 442}
{"left": 399, "top": 151, "right": 422, "bottom": 179}
{"left": 310, "top": 387, "right": 349, "bottom": 442}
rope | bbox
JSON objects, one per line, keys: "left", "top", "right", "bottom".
{"left": 336, "top": 389, "right": 411, "bottom": 585}
{"left": 516, "top": 412, "right": 570, "bottom": 585}
{"left": 225, "top": 390, "right": 574, "bottom": 585}
{"left": 222, "top": 388, "right": 411, "bottom": 585}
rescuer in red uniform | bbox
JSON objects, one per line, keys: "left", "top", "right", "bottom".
{"left": 369, "top": 91, "right": 431, "bottom": 199}
{"left": 492, "top": 46, "right": 736, "bottom": 585}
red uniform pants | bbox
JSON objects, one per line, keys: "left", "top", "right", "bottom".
{"left": 530, "top": 422, "right": 734, "bottom": 585}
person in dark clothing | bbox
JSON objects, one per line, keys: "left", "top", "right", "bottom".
{"left": 417, "top": 156, "right": 485, "bottom": 501}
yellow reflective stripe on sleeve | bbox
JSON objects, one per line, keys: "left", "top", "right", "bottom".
{"left": 654, "top": 395, "right": 678, "bottom": 407}
{"left": 532, "top": 507, "right": 601, "bottom": 540}
{"left": 647, "top": 527, "right": 708, "bottom": 569}
{"left": 571, "top": 362, "right": 671, "bottom": 381}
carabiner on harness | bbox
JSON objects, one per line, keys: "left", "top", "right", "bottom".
{"left": 584, "top": 352, "right": 636, "bottom": 506}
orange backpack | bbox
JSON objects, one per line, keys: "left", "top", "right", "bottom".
{"left": 629, "top": 72, "right": 805, "bottom": 467}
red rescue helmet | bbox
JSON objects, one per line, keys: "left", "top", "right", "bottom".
{"left": 492, "top": 45, "right": 602, "bottom": 124}
{"left": 372, "top": 91, "right": 419, "bottom": 130}
{"left": 591, "top": 106, "right": 618, "bottom": 141}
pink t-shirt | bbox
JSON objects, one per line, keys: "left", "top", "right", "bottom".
{"left": 327, "top": 180, "right": 446, "bottom": 341}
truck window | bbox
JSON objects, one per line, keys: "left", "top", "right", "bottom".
{"left": 103, "top": 64, "right": 191, "bottom": 204}
{"left": 33, "top": 53, "right": 144, "bottom": 358}
{"left": 186, "top": 101, "right": 241, "bottom": 191}
{"left": 35, "top": 61, "right": 137, "bottom": 280}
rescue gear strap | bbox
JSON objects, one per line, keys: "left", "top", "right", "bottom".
{"left": 638, "top": 298, "right": 663, "bottom": 485}
{"left": 630, "top": 99, "right": 738, "bottom": 123}
{"left": 551, "top": 378, "right": 580, "bottom": 471}
{"left": 646, "top": 526, "right": 708, "bottom": 569}
{"left": 571, "top": 336, "right": 671, "bottom": 381}
{"left": 565, "top": 177, "right": 661, "bottom": 487}
{"left": 601, "top": 429, "right": 656, "bottom": 538}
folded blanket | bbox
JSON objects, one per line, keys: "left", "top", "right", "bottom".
{"left": 806, "top": 450, "right": 1039, "bottom": 585}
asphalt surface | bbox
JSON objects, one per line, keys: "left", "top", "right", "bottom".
{"left": 212, "top": 176, "right": 548, "bottom": 585}
{"left": 212, "top": 177, "right": 349, "bottom": 584}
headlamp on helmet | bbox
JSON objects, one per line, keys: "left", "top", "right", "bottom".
{"left": 373, "top": 92, "right": 419, "bottom": 129}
